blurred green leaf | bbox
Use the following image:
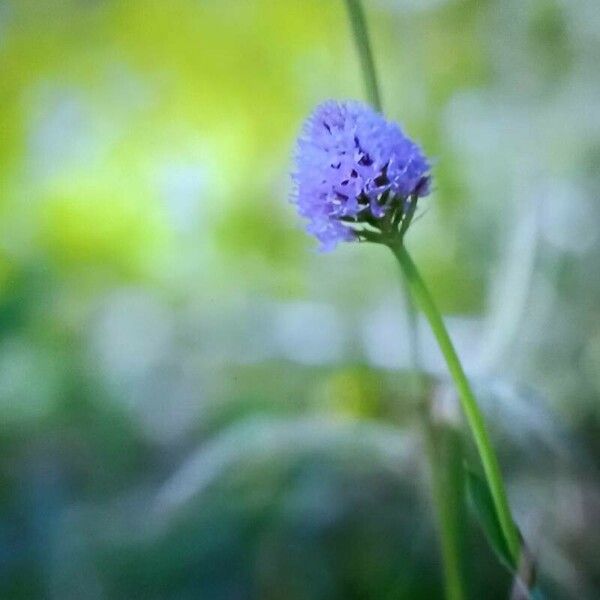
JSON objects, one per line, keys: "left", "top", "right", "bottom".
{"left": 465, "top": 466, "right": 515, "bottom": 572}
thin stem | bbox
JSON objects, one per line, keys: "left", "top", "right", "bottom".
{"left": 399, "top": 242, "right": 466, "bottom": 600}
{"left": 344, "top": 0, "right": 383, "bottom": 111}
{"left": 343, "top": 3, "right": 466, "bottom": 596}
{"left": 390, "top": 242, "right": 522, "bottom": 563}
{"left": 404, "top": 279, "right": 466, "bottom": 600}
{"left": 421, "top": 406, "right": 467, "bottom": 600}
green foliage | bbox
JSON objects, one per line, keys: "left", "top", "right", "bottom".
{"left": 466, "top": 467, "right": 515, "bottom": 572}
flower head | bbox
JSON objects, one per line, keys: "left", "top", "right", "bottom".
{"left": 291, "top": 100, "right": 431, "bottom": 250}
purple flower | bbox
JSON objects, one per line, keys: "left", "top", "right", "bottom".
{"left": 291, "top": 100, "right": 431, "bottom": 250}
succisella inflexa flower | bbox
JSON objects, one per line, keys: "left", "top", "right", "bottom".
{"left": 290, "top": 98, "right": 525, "bottom": 580}
{"left": 292, "top": 100, "right": 430, "bottom": 250}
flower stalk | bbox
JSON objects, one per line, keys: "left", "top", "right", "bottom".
{"left": 344, "top": 0, "right": 382, "bottom": 112}
{"left": 389, "top": 239, "right": 522, "bottom": 564}
{"left": 343, "top": 2, "right": 467, "bottom": 598}
{"left": 397, "top": 228, "right": 466, "bottom": 600}
{"left": 420, "top": 401, "right": 467, "bottom": 600}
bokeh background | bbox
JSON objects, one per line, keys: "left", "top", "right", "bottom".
{"left": 1, "top": 0, "right": 600, "bottom": 598}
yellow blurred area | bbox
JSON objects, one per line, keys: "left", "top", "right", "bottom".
{"left": 316, "top": 369, "right": 386, "bottom": 419}
{"left": 38, "top": 179, "right": 165, "bottom": 277}
{"left": 0, "top": 0, "right": 492, "bottom": 308}
{"left": 0, "top": 0, "right": 353, "bottom": 288}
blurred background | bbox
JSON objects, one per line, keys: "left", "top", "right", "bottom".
{"left": 1, "top": 0, "right": 599, "bottom": 598}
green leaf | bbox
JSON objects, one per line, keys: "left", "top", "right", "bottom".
{"left": 465, "top": 466, "right": 516, "bottom": 572}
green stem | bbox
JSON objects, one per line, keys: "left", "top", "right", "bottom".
{"left": 401, "top": 241, "right": 466, "bottom": 600}
{"left": 390, "top": 242, "right": 522, "bottom": 563}
{"left": 344, "top": 0, "right": 383, "bottom": 111}
{"left": 406, "top": 277, "right": 465, "bottom": 600}
{"left": 343, "top": 2, "right": 466, "bottom": 596}
{"left": 421, "top": 407, "right": 467, "bottom": 600}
